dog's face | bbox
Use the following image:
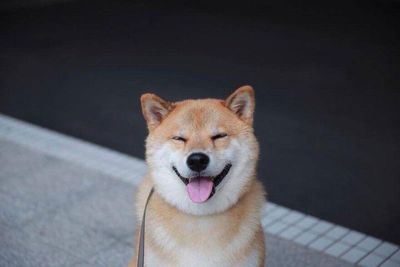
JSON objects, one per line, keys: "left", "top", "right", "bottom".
{"left": 141, "top": 86, "right": 258, "bottom": 216}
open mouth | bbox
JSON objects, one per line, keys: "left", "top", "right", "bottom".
{"left": 172, "top": 164, "right": 232, "bottom": 203}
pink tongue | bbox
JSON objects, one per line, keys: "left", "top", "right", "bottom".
{"left": 187, "top": 177, "right": 214, "bottom": 203}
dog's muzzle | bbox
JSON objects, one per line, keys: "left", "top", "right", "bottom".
{"left": 172, "top": 164, "right": 232, "bottom": 202}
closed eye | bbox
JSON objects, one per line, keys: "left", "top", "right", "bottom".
{"left": 172, "top": 136, "right": 187, "bottom": 142}
{"left": 211, "top": 133, "right": 227, "bottom": 140}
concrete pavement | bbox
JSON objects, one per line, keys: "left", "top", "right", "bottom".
{"left": 1, "top": 114, "right": 398, "bottom": 266}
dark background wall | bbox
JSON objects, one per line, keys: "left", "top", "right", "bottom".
{"left": 1, "top": 0, "right": 399, "bottom": 243}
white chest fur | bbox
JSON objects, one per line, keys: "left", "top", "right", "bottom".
{"left": 144, "top": 244, "right": 260, "bottom": 267}
{"left": 144, "top": 209, "right": 262, "bottom": 267}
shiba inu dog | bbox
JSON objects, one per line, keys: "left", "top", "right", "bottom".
{"left": 129, "top": 86, "right": 266, "bottom": 267}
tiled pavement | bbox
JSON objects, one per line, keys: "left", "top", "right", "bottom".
{"left": 0, "top": 114, "right": 398, "bottom": 267}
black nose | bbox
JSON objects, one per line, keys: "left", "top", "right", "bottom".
{"left": 187, "top": 153, "right": 210, "bottom": 172}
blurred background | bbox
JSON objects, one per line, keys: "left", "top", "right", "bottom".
{"left": 1, "top": 0, "right": 399, "bottom": 245}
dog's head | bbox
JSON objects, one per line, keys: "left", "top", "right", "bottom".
{"left": 141, "top": 86, "right": 258, "bottom": 215}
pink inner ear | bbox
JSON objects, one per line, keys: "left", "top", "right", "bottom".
{"left": 150, "top": 105, "right": 164, "bottom": 122}
{"left": 232, "top": 99, "right": 246, "bottom": 116}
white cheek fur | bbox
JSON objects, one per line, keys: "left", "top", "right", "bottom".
{"left": 147, "top": 138, "right": 255, "bottom": 216}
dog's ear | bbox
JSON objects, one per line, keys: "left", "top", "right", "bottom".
{"left": 225, "top": 85, "right": 255, "bottom": 125}
{"left": 141, "top": 93, "right": 172, "bottom": 131}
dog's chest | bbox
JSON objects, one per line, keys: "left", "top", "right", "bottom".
{"left": 145, "top": 245, "right": 260, "bottom": 267}
{"left": 147, "top": 216, "right": 259, "bottom": 267}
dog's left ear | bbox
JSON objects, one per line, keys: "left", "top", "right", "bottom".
{"left": 225, "top": 85, "right": 255, "bottom": 125}
{"left": 141, "top": 93, "right": 172, "bottom": 131}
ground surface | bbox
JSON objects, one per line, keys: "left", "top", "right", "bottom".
{"left": 0, "top": 134, "right": 354, "bottom": 266}
{"left": 0, "top": 0, "right": 399, "bottom": 243}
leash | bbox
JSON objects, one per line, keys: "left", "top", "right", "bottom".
{"left": 137, "top": 187, "right": 154, "bottom": 267}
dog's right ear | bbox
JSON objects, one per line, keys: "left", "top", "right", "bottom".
{"left": 141, "top": 93, "right": 172, "bottom": 131}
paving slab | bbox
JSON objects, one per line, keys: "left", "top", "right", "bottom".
{"left": 23, "top": 209, "right": 117, "bottom": 261}
{"left": 0, "top": 223, "right": 80, "bottom": 267}
{"left": 71, "top": 242, "right": 133, "bottom": 267}
{"left": 64, "top": 177, "right": 137, "bottom": 241}
{"left": 0, "top": 191, "right": 42, "bottom": 228}
{"left": 266, "top": 235, "right": 352, "bottom": 267}
{"left": 0, "top": 140, "right": 103, "bottom": 217}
